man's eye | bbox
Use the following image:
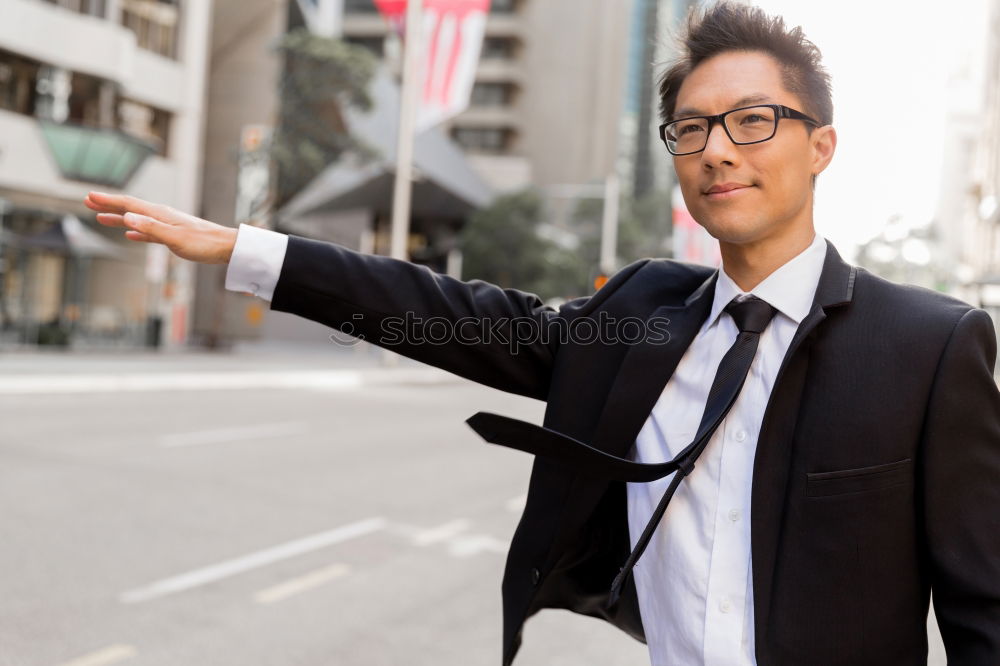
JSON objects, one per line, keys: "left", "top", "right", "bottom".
{"left": 678, "top": 124, "right": 703, "bottom": 134}
{"left": 742, "top": 114, "right": 767, "bottom": 124}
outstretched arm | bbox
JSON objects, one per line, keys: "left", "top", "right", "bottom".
{"left": 85, "top": 191, "right": 577, "bottom": 400}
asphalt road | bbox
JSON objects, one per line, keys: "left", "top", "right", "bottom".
{"left": 0, "top": 350, "right": 650, "bottom": 666}
{"left": 0, "top": 349, "right": 946, "bottom": 665}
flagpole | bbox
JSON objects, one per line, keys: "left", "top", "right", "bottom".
{"left": 390, "top": 0, "right": 423, "bottom": 262}
{"left": 383, "top": 0, "right": 422, "bottom": 366}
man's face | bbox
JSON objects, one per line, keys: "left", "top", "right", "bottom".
{"left": 671, "top": 50, "right": 834, "bottom": 246}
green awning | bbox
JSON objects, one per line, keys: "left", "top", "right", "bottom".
{"left": 38, "top": 121, "right": 156, "bottom": 188}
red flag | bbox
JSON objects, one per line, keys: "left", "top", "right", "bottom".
{"left": 374, "top": 0, "right": 491, "bottom": 132}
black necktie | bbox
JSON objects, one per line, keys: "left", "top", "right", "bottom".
{"left": 465, "top": 294, "right": 778, "bottom": 607}
{"left": 607, "top": 294, "right": 778, "bottom": 605}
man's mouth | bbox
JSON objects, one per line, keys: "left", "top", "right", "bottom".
{"left": 704, "top": 184, "right": 754, "bottom": 200}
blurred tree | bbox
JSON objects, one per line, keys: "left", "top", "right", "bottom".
{"left": 460, "top": 188, "right": 673, "bottom": 301}
{"left": 569, "top": 188, "right": 673, "bottom": 278}
{"left": 620, "top": 190, "right": 672, "bottom": 261}
{"left": 272, "top": 28, "right": 379, "bottom": 208}
{"left": 460, "top": 190, "right": 586, "bottom": 300}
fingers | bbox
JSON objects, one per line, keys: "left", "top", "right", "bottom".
{"left": 122, "top": 212, "right": 172, "bottom": 245}
{"left": 124, "top": 230, "right": 157, "bottom": 243}
{"left": 95, "top": 212, "right": 126, "bottom": 229}
{"left": 97, "top": 212, "right": 162, "bottom": 247}
{"left": 84, "top": 191, "right": 167, "bottom": 218}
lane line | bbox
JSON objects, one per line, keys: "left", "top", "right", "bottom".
{"left": 119, "top": 518, "right": 386, "bottom": 604}
{"left": 448, "top": 535, "right": 510, "bottom": 558}
{"left": 385, "top": 520, "right": 508, "bottom": 558}
{"left": 253, "top": 563, "right": 351, "bottom": 604}
{"left": 55, "top": 644, "right": 137, "bottom": 666}
{"left": 412, "top": 519, "right": 472, "bottom": 546}
{"left": 159, "top": 421, "right": 309, "bottom": 448}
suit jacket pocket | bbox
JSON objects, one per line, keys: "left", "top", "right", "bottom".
{"left": 806, "top": 458, "right": 913, "bottom": 498}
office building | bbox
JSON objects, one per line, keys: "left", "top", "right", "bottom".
{"left": 0, "top": 0, "right": 212, "bottom": 349}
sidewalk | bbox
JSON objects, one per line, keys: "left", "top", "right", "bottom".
{"left": 0, "top": 343, "right": 460, "bottom": 394}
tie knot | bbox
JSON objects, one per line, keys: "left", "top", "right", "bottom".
{"left": 724, "top": 295, "right": 777, "bottom": 334}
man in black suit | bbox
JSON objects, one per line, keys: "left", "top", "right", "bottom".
{"left": 86, "top": 2, "right": 1000, "bottom": 664}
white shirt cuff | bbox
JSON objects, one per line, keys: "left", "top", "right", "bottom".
{"left": 224, "top": 223, "right": 289, "bottom": 302}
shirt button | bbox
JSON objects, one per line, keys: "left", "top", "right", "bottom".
{"left": 719, "top": 597, "right": 732, "bottom": 613}
{"left": 735, "top": 429, "right": 748, "bottom": 442}
{"left": 729, "top": 509, "right": 741, "bottom": 522}
{"left": 530, "top": 567, "right": 541, "bottom": 586}
{"left": 250, "top": 282, "right": 261, "bottom": 295}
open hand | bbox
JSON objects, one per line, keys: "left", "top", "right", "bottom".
{"left": 84, "top": 191, "right": 238, "bottom": 265}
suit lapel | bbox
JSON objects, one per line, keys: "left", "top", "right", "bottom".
{"left": 750, "top": 240, "right": 857, "bottom": 639}
{"left": 589, "top": 270, "right": 718, "bottom": 459}
{"left": 544, "top": 267, "right": 719, "bottom": 606}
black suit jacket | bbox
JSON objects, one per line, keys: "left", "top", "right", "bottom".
{"left": 269, "top": 234, "right": 1000, "bottom": 665}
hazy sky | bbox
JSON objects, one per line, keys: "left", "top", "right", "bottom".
{"left": 751, "top": 0, "right": 992, "bottom": 258}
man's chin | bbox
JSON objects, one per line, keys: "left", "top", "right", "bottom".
{"left": 693, "top": 218, "right": 764, "bottom": 245}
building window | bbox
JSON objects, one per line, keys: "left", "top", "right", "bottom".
{"left": 121, "top": 0, "right": 181, "bottom": 59}
{"left": 343, "top": 0, "right": 379, "bottom": 13}
{"left": 451, "top": 127, "right": 513, "bottom": 153}
{"left": 470, "top": 82, "right": 514, "bottom": 107}
{"left": 117, "top": 98, "right": 171, "bottom": 156}
{"left": 39, "top": 0, "right": 107, "bottom": 17}
{"left": 344, "top": 36, "right": 385, "bottom": 57}
{"left": 0, "top": 51, "right": 41, "bottom": 116}
{"left": 0, "top": 48, "right": 171, "bottom": 157}
{"left": 67, "top": 71, "right": 107, "bottom": 127}
{"left": 481, "top": 36, "right": 516, "bottom": 60}
{"left": 490, "top": 0, "right": 518, "bottom": 13}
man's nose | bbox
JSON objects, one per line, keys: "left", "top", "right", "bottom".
{"left": 701, "top": 121, "right": 738, "bottom": 166}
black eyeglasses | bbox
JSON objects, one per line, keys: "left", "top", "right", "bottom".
{"left": 659, "top": 104, "right": 821, "bottom": 156}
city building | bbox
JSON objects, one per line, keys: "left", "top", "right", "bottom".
{"left": 619, "top": 0, "right": 701, "bottom": 265}
{"left": 0, "top": 0, "right": 212, "bottom": 349}
{"left": 341, "top": 0, "right": 633, "bottom": 196}
{"left": 966, "top": 0, "right": 1000, "bottom": 331}
{"left": 192, "top": 0, "right": 288, "bottom": 348}
{"left": 193, "top": 1, "right": 667, "bottom": 349}
{"left": 192, "top": 0, "right": 493, "bottom": 349}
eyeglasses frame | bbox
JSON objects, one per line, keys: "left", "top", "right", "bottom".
{"left": 658, "top": 103, "right": 822, "bottom": 156}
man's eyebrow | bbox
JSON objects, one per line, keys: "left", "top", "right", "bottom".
{"left": 671, "top": 94, "right": 775, "bottom": 120}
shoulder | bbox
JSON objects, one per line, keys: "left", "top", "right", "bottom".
{"left": 853, "top": 267, "right": 977, "bottom": 319}
{"left": 620, "top": 256, "right": 716, "bottom": 298}
{"left": 563, "top": 257, "right": 715, "bottom": 317}
{"left": 851, "top": 266, "right": 993, "bottom": 344}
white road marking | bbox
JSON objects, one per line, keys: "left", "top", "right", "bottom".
{"left": 55, "top": 644, "right": 137, "bottom": 666}
{"left": 253, "top": 563, "right": 351, "bottom": 604}
{"left": 412, "top": 519, "right": 472, "bottom": 546}
{"left": 119, "top": 518, "right": 386, "bottom": 604}
{"left": 386, "top": 520, "right": 508, "bottom": 558}
{"left": 505, "top": 494, "right": 527, "bottom": 512}
{"left": 447, "top": 535, "right": 510, "bottom": 558}
{"left": 159, "top": 421, "right": 309, "bottom": 448}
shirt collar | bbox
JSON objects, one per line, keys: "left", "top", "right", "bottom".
{"left": 706, "top": 232, "right": 827, "bottom": 328}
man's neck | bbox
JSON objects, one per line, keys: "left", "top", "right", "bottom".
{"left": 718, "top": 225, "right": 817, "bottom": 292}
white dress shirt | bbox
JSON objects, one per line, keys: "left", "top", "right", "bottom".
{"left": 224, "top": 223, "right": 289, "bottom": 302}
{"left": 627, "top": 231, "right": 826, "bottom": 666}
{"left": 224, "top": 223, "right": 828, "bottom": 665}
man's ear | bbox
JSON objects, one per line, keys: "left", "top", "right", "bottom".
{"left": 811, "top": 125, "right": 837, "bottom": 177}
